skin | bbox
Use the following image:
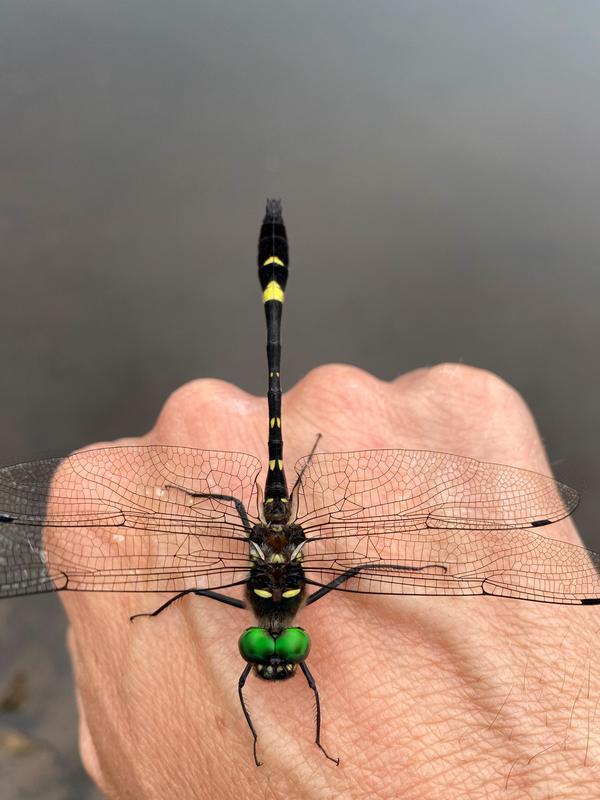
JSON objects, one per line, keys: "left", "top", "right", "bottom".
{"left": 59, "top": 363, "right": 600, "bottom": 799}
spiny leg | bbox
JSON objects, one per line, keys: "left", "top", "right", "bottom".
{"left": 164, "top": 484, "right": 253, "bottom": 533}
{"left": 290, "top": 433, "right": 322, "bottom": 499}
{"left": 305, "top": 562, "right": 446, "bottom": 606}
{"left": 130, "top": 584, "right": 247, "bottom": 621}
{"left": 238, "top": 663, "right": 262, "bottom": 767}
{"left": 300, "top": 661, "right": 339, "bottom": 765}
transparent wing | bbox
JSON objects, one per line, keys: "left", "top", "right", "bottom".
{"left": 300, "top": 528, "right": 600, "bottom": 604}
{"left": 0, "top": 446, "right": 261, "bottom": 598}
{"left": 295, "top": 450, "right": 598, "bottom": 605}
{"left": 295, "top": 449, "right": 578, "bottom": 532}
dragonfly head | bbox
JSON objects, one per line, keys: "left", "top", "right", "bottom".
{"left": 239, "top": 627, "right": 310, "bottom": 681}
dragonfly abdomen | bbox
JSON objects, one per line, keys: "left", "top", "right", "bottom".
{"left": 258, "top": 200, "right": 290, "bottom": 517}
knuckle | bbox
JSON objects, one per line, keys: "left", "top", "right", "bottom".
{"left": 394, "top": 363, "right": 539, "bottom": 457}
{"left": 157, "top": 379, "right": 252, "bottom": 428}
{"left": 160, "top": 379, "right": 215, "bottom": 419}
{"left": 290, "top": 364, "right": 382, "bottom": 409}
{"left": 423, "top": 363, "right": 527, "bottom": 412}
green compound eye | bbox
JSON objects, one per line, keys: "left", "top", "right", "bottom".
{"left": 275, "top": 627, "right": 310, "bottom": 663}
{"left": 239, "top": 627, "right": 275, "bottom": 663}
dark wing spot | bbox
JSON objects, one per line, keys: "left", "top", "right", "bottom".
{"left": 531, "top": 519, "right": 552, "bottom": 528}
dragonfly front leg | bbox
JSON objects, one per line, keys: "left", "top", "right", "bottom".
{"left": 299, "top": 661, "right": 339, "bottom": 765}
{"left": 130, "top": 585, "right": 247, "bottom": 621}
{"left": 305, "top": 562, "right": 446, "bottom": 606}
{"left": 238, "top": 663, "right": 262, "bottom": 766}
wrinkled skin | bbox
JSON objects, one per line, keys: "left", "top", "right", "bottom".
{"left": 61, "top": 364, "right": 600, "bottom": 799}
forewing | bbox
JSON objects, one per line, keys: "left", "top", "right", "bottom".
{"left": 301, "top": 526, "right": 600, "bottom": 604}
{"left": 0, "top": 446, "right": 261, "bottom": 597}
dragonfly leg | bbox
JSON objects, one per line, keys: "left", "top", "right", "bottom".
{"left": 165, "top": 485, "right": 253, "bottom": 532}
{"left": 130, "top": 585, "right": 246, "bottom": 621}
{"left": 299, "top": 661, "right": 339, "bottom": 765}
{"left": 290, "top": 433, "right": 322, "bottom": 498}
{"left": 238, "top": 663, "right": 262, "bottom": 766}
{"left": 305, "top": 562, "right": 446, "bottom": 606}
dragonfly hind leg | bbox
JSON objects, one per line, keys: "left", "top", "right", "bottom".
{"left": 164, "top": 484, "right": 253, "bottom": 532}
{"left": 130, "top": 586, "right": 246, "bottom": 622}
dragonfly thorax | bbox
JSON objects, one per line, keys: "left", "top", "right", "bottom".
{"left": 247, "top": 522, "right": 307, "bottom": 629}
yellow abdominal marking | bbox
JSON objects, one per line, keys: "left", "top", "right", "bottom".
{"left": 269, "top": 460, "right": 276, "bottom": 470}
{"left": 283, "top": 588, "right": 301, "bottom": 598}
{"left": 278, "top": 460, "right": 283, "bottom": 470}
{"left": 262, "top": 281, "right": 285, "bottom": 303}
{"left": 254, "top": 588, "right": 272, "bottom": 599}
{"left": 270, "top": 417, "right": 281, "bottom": 428}
{"left": 262, "top": 256, "right": 284, "bottom": 267}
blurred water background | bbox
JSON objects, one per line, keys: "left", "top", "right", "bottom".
{"left": 0, "top": 2, "right": 599, "bottom": 796}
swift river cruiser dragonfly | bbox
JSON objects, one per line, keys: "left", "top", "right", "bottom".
{"left": 1, "top": 201, "right": 598, "bottom": 764}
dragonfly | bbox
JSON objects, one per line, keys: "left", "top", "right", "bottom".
{"left": 0, "top": 200, "right": 599, "bottom": 766}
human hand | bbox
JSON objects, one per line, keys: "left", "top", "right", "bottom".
{"left": 61, "top": 364, "right": 600, "bottom": 799}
